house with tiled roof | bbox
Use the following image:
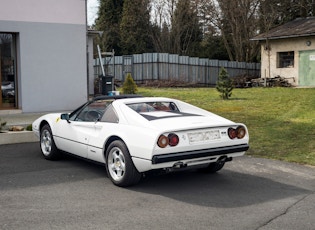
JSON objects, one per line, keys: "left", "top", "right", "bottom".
{"left": 251, "top": 17, "right": 315, "bottom": 87}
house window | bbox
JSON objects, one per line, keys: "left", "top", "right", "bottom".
{"left": 277, "top": 51, "right": 294, "bottom": 68}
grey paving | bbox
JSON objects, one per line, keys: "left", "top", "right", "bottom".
{"left": 0, "top": 144, "right": 315, "bottom": 230}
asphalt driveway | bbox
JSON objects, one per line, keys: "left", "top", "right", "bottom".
{"left": 0, "top": 143, "right": 314, "bottom": 230}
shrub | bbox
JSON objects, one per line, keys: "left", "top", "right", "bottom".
{"left": 26, "top": 124, "right": 32, "bottom": 131}
{"left": 0, "top": 118, "right": 7, "bottom": 131}
{"left": 122, "top": 73, "right": 138, "bottom": 94}
{"left": 216, "top": 67, "right": 233, "bottom": 99}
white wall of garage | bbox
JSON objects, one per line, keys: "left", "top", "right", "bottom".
{"left": 0, "top": 0, "right": 88, "bottom": 112}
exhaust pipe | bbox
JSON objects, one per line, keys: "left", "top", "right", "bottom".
{"left": 225, "top": 157, "right": 233, "bottom": 162}
{"left": 172, "top": 162, "right": 187, "bottom": 169}
{"left": 218, "top": 156, "right": 232, "bottom": 163}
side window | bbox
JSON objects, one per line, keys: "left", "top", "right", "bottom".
{"left": 277, "top": 51, "right": 294, "bottom": 68}
{"left": 101, "top": 104, "right": 119, "bottom": 123}
{"left": 69, "top": 103, "right": 86, "bottom": 121}
{"left": 74, "top": 100, "right": 112, "bottom": 122}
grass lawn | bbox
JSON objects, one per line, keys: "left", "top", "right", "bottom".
{"left": 137, "top": 87, "right": 315, "bottom": 166}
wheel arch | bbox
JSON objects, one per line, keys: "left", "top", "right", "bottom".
{"left": 38, "top": 120, "right": 61, "bottom": 160}
{"left": 39, "top": 120, "right": 50, "bottom": 132}
{"left": 38, "top": 120, "right": 56, "bottom": 137}
{"left": 104, "top": 135, "right": 126, "bottom": 157}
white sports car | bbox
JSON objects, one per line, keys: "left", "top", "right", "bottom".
{"left": 32, "top": 95, "right": 249, "bottom": 187}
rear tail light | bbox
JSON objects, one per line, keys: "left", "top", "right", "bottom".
{"left": 236, "top": 126, "right": 246, "bottom": 139}
{"left": 228, "top": 128, "right": 237, "bottom": 139}
{"left": 157, "top": 133, "right": 179, "bottom": 148}
{"left": 168, "top": 133, "right": 179, "bottom": 146}
{"left": 228, "top": 126, "right": 246, "bottom": 139}
{"left": 157, "top": 135, "right": 169, "bottom": 148}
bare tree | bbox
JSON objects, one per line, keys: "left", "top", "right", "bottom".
{"left": 151, "top": 0, "right": 176, "bottom": 27}
{"left": 150, "top": 0, "right": 177, "bottom": 53}
{"left": 170, "top": 0, "right": 202, "bottom": 56}
{"left": 203, "top": 0, "right": 260, "bottom": 62}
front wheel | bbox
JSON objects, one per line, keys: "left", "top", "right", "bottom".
{"left": 40, "top": 124, "right": 60, "bottom": 160}
{"left": 105, "top": 140, "right": 142, "bottom": 187}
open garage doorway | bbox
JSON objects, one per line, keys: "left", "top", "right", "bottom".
{"left": 0, "top": 33, "right": 17, "bottom": 109}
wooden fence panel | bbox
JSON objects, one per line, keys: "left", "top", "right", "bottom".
{"left": 169, "top": 54, "right": 179, "bottom": 81}
{"left": 94, "top": 53, "right": 260, "bottom": 86}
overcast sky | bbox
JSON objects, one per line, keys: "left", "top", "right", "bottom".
{"left": 87, "top": 0, "right": 99, "bottom": 25}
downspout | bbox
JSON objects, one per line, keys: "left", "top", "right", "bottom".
{"left": 266, "top": 37, "right": 270, "bottom": 87}
{"left": 85, "top": 0, "right": 89, "bottom": 99}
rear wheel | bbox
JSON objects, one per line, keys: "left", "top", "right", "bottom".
{"left": 106, "top": 140, "right": 142, "bottom": 187}
{"left": 40, "top": 124, "right": 60, "bottom": 160}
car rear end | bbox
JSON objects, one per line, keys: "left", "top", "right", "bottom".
{"left": 117, "top": 97, "right": 249, "bottom": 173}
{"left": 151, "top": 123, "right": 249, "bottom": 170}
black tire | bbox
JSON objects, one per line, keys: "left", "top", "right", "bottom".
{"left": 105, "top": 140, "right": 142, "bottom": 187}
{"left": 40, "top": 124, "right": 60, "bottom": 160}
{"left": 199, "top": 161, "right": 225, "bottom": 173}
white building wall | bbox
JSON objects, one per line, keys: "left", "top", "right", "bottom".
{"left": 260, "top": 37, "right": 315, "bottom": 86}
{"left": 0, "top": 0, "right": 87, "bottom": 112}
{"left": 0, "top": 0, "right": 85, "bottom": 25}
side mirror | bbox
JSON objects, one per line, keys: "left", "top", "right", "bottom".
{"left": 60, "top": 113, "right": 71, "bottom": 123}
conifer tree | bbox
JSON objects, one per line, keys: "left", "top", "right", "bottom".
{"left": 119, "top": 0, "right": 153, "bottom": 54}
{"left": 122, "top": 73, "right": 138, "bottom": 94}
{"left": 216, "top": 67, "right": 233, "bottom": 100}
{"left": 95, "top": 0, "right": 124, "bottom": 55}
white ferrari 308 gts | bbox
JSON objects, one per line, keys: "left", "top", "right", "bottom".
{"left": 32, "top": 95, "right": 249, "bottom": 187}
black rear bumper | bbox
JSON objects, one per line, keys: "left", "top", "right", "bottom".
{"left": 152, "top": 144, "right": 249, "bottom": 164}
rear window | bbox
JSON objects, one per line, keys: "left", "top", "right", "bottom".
{"left": 127, "top": 102, "right": 179, "bottom": 113}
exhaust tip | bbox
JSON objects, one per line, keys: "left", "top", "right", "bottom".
{"left": 218, "top": 156, "right": 227, "bottom": 162}
{"left": 218, "top": 156, "right": 232, "bottom": 163}
{"left": 173, "top": 162, "right": 187, "bottom": 169}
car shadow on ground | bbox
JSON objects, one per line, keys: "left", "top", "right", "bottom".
{"left": 1, "top": 143, "right": 311, "bottom": 209}
{"left": 130, "top": 168, "right": 311, "bottom": 208}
